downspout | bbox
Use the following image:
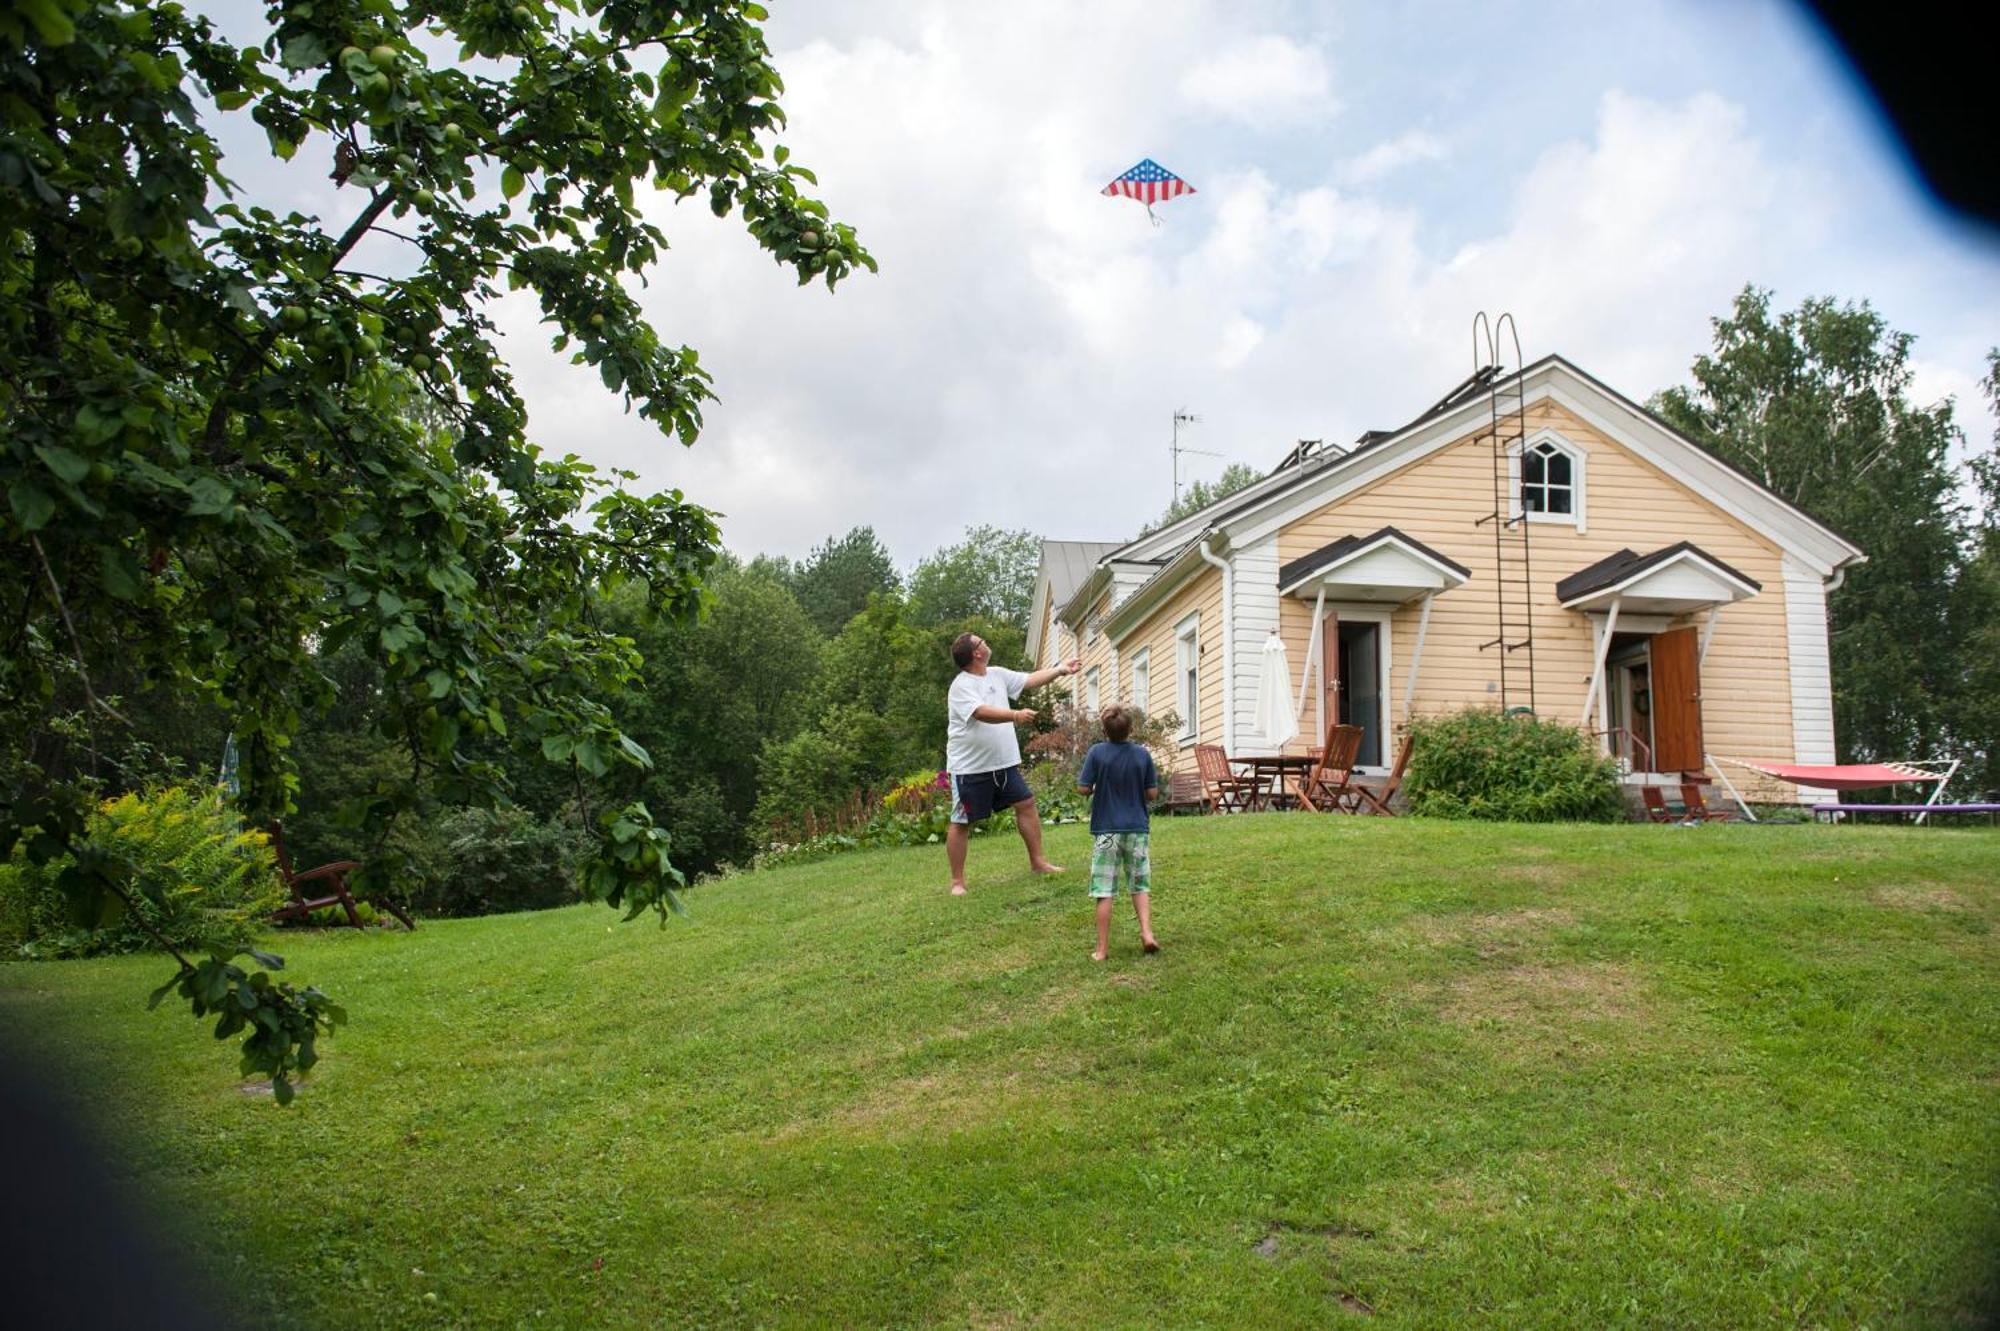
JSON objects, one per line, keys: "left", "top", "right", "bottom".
{"left": 1197, "top": 534, "right": 1234, "bottom": 753}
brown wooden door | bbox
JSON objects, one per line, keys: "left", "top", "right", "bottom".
{"left": 1320, "top": 610, "right": 1340, "bottom": 745}
{"left": 1650, "top": 627, "right": 1703, "bottom": 773}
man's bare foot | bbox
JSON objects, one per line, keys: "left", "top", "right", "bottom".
{"left": 1030, "top": 862, "right": 1066, "bottom": 874}
{"left": 949, "top": 884, "right": 967, "bottom": 896}
{"left": 1090, "top": 950, "right": 1107, "bottom": 962}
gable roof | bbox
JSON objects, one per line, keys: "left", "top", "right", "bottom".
{"left": 1278, "top": 525, "right": 1472, "bottom": 592}
{"left": 1076, "top": 355, "right": 1866, "bottom": 643}
{"left": 1555, "top": 541, "right": 1761, "bottom": 606}
{"left": 1026, "top": 540, "right": 1123, "bottom": 661}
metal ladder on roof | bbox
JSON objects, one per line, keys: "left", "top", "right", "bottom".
{"left": 1472, "top": 312, "right": 1537, "bottom": 715}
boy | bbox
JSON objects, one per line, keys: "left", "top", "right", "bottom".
{"left": 1075, "top": 703, "right": 1161, "bottom": 961}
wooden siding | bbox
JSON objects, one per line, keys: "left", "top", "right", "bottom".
{"left": 1270, "top": 399, "right": 1801, "bottom": 798}
{"left": 1120, "top": 566, "right": 1224, "bottom": 749}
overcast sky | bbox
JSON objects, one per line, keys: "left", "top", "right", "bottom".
{"left": 243, "top": 1, "right": 2000, "bottom": 568}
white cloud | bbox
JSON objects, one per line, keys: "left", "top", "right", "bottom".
{"left": 1179, "top": 35, "right": 1337, "bottom": 128}
{"left": 1337, "top": 130, "right": 1448, "bottom": 186}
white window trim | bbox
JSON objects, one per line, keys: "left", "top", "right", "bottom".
{"left": 1083, "top": 666, "right": 1100, "bottom": 715}
{"left": 1507, "top": 427, "right": 1588, "bottom": 533}
{"left": 1130, "top": 647, "right": 1151, "bottom": 714}
{"left": 1175, "top": 611, "right": 1200, "bottom": 745}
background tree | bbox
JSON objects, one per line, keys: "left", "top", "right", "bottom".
{"left": 905, "top": 525, "right": 1039, "bottom": 628}
{"left": 786, "top": 526, "right": 900, "bottom": 636}
{"left": 1, "top": 0, "right": 869, "bottom": 1096}
{"left": 1650, "top": 286, "right": 1970, "bottom": 776}
{"left": 1944, "top": 352, "right": 2000, "bottom": 796}
{"left": 1143, "top": 462, "right": 1262, "bottom": 534}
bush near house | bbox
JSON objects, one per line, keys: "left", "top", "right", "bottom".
{"left": 0, "top": 786, "right": 283, "bottom": 958}
{"left": 1403, "top": 709, "right": 1625, "bottom": 822}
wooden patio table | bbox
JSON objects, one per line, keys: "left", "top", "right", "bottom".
{"left": 1235, "top": 754, "right": 1318, "bottom": 811}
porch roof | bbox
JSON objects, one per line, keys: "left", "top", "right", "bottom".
{"left": 1277, "top": 526, "right": 1471, "bottom": 604}
{"left": 1555, "top": 541, "right": 1761, "bottom": 614}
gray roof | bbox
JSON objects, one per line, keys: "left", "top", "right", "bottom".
{"left": 1040, "top": 540, "right": 1123, "bottom": 608}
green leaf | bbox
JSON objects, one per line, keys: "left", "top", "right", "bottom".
{"left": 425, "top": 668, "right": 452, "bottom": 698}
{"left": 213, "top": 88, "right": 254, "bottom": 111}
{"left": 35, "top": 444, "right": 90, "bottom": 484}
{"left": 187, "top": 476, "right": 234, "bottom": 516}
{"left": 541, "top": 734, "right": 574, "bottom": 762}
{"left": 280, "top": 33, "right": 331, "bottom": 71}
{"left": 18, "top": 0, "right": 76, "bottom": 45}
{"left": 9, "top": 484, "right": 55, "bottom": 531}
{"left": 501, "top": 165, "right": 525, "bottom": 199}
{"left": 99, "top": 547, "right": 141, "bottom": 600}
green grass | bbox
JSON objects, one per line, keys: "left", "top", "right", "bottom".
{"left": 3, "top": 817, "right": 1998, "bottom": 1328}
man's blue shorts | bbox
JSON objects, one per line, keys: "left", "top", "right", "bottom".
{"left": 948, "top": 766, "right": 1033, "bottom": 824}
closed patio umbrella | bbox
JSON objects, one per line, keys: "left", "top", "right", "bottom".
{"left": 1252, "top": 630, "right": 1300, "bottom": 747}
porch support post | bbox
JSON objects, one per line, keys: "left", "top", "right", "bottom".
{"left": 1697, "top": 605, "right": 1721, "bottom": 664}
{"left": 1296, "top": 583, "right": 1327, "bottom": 736}
{"left": 1402, "top": 592, "right": 1435, "bottom": 727}
{"left": 1580, "top": 596, "right": 1621, "bottom": 732}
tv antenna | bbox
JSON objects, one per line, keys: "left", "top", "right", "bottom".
{"left": 1170, "top": 408, "right": 1218, "bottom": 505}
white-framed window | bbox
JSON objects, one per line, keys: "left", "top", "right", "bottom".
{"left": 1510, "top": 430, "right": 1587, "bottom": 531}
{"left": 1084, "top": 666, "right": 1100, "bottom": 714}
{"left": 1130, "top": 647, "right": 1150, "bottom": 714}
{"left": 1175, "top": 613, "right": 1200, "bottom": 742}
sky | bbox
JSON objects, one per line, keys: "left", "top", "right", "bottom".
{"left": 231, "top": 1, "right": 2000, "bottom": 568}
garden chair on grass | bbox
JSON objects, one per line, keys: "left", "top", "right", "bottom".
{"left": 1351, "top": 734, "right": 1413, "bottom": 816}
{"left": 1297, "top": 723, "right": 1364, "bottom": 812}
{"left": 268, "top": 822, "right": 415, "bottom": 930}
{"left": 1195, "top": 744, "right": 1263, "bottom": 812}
{"left": 1163, "top": 770, "right": 1210, "bottom": 815}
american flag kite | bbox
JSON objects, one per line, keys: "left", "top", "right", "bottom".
{"left": 1102, "top": 158, "right": 1195, "bottom": 224}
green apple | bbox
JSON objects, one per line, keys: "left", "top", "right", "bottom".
{"left": 369, "top": 44, "right": 397, "bottom": 71}
{"left": 279, "top": 304, "right": 308, "bottom": 329}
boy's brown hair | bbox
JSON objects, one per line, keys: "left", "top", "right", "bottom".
{"left": 1100, "top": 703, "right": 1133, "bottom": 743}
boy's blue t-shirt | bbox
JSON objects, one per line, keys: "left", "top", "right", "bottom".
{"left": 1078, "top": 741, "right": 1158, "bottom": 835}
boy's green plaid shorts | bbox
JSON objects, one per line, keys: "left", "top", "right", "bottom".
{"left": 1088, "top": 832, "right": 1151, "bottom": 898}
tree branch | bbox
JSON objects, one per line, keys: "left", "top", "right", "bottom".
{"left": 29, "top": 534, "right": 129, "bottom": 726}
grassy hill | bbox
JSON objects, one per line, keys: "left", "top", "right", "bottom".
{"left": 2, "top": 817, "right": 1997, "bottom": 1328}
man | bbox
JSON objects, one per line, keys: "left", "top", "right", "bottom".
{"left": 944, "top": 632, "right": 1080, "bottom": 895}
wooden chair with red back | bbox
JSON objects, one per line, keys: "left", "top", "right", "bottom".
{"left": 1679, "top": 782, "right": 1734, "bottom": 822}
{"left": 1352, "top": 733, "right": 1414, "bottom": 816}
{"left": 268, "top": 821, "right": 415, "bottom": 930}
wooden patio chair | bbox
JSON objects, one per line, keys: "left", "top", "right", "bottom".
{"left": 1194, "top": 744, "right": 1262, "bottom": 812}
{"left": 1351, "top": 733, "right": 1413, "bottom": 816}
{"left": 1297, "top": 723, "right": 1364, "bottom": 812}
{"left": 1679, "top": 783, "right": 1734, "bottom": 823}
{"left": 268, "top": 821, "right": 415, "bottom": 930}
{"left": 1163, "top": 770, "right": 1210, "bottom": 815}
{"left": 1639, "top": 786, "right": 1681, "bottom": 823}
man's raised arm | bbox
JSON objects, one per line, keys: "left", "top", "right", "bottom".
{"left": 1022, "top": 658, "right": 1082, "bottom": 690}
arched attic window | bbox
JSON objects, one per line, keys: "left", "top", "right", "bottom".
{"left": 1512, "top": 431, "right": 1587, "bottom": 531}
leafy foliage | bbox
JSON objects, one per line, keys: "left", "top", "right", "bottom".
{"left": 1, "top": 785, "right": 283, "bottom": 957}
{"left": 1650, "top": 286, "right": 1975, "bottom": 781}
{"left": 906, "top": 525, "right": 1040, "bottom": 627}
{"left": 1, "top": 0, "right": 868, "bottom": 1092}
{"left": 407, "top": 806, "right": 592, "bottom": 918}
{"left": 1142, "top": 462, "right": 1262, "bottom": 534}
{"left": 776, "top": 526, "right": 901, "bottom": 637}
{"left": 1403, "top": 709, "right": 1624, "bottom": 822}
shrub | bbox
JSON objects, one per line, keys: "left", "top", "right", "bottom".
{"left": 1023, "top": 701, "right": 1181, "bottom": 824}
{"left": 1403, "top": 709, "right": 1624, "bottom": 822}
{"left": 0, "top": 786, "right": 285, "bottom": 958}
{"left": 400, "top": 807, "right": 593, "bottom": 918}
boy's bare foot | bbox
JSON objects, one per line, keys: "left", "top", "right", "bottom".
{"left": 949, "top": 884, "right": 967, "bottom": 896}
{"left": 1089, "top": 950, "right": 1107, "bottom": 962}
{"left": 1030, "top": 861, "right": 1066, "bottom": 874}
{"left": 1142, "top": 937, "right": 1160, "bottom": 953}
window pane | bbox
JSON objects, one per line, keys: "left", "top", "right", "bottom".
{"left": 1522, "top": 451, "right": 1546, "bottom": 484}
{"left": 1547, "top": 452, "right": 1572, "bottom": 486}
{"left": 1522, "top": 482, "right": 1546, "bottom": 513}
{"left": 1547, "top": 487, "right": 1572, "bottom": 515}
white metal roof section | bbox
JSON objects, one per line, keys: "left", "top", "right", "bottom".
{"left": 1026, "top": 540, "right": 1123, "bottom": 661}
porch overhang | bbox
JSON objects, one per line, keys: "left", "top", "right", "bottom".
{"left": 1278, "top": 526, "right": 1471, "bottom": 604}
{"left": 1556, "top": 541, "right": 1760, "bottom": 616}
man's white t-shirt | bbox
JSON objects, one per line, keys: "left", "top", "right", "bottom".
{"left": 946, "top": 666, "right": 1029, "bottom": 774}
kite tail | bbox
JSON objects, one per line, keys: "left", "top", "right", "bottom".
{"left": 1146, "top": 204, "right": 1162, "bottom": 227}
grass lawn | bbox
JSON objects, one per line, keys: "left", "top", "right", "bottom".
{"left": 2, "top": 816, "right": 1998, "bottom": 1328}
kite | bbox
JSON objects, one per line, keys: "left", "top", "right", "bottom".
{"left": 1102, "top": 158, "right": 1196, "bottom": 225}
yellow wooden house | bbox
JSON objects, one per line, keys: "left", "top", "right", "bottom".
{"left": 1025, "top": 356, "right": 1866, "bottom": 803}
